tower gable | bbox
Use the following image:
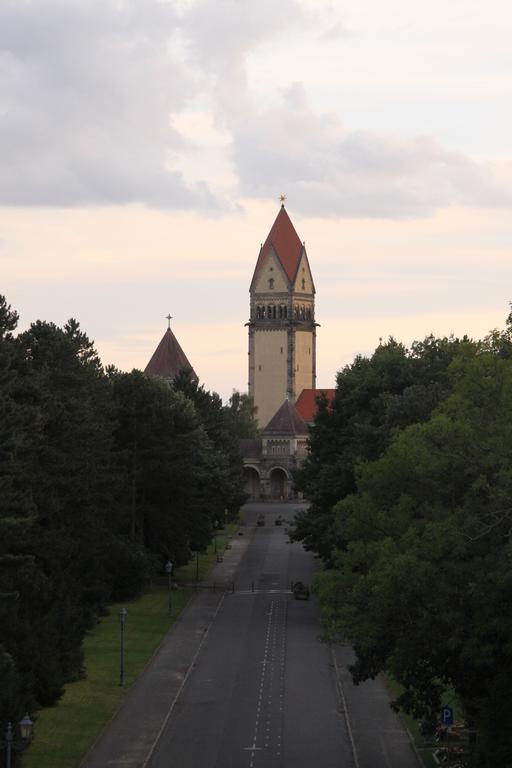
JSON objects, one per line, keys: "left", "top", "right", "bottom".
{"left": 252, "top": 246, "right": 289, "bottom": 294}
{"left": 293, "top": 250, "right": 315, "bottom": 295}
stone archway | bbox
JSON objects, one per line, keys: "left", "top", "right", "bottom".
{"left": 270, "top": 467, "right": 289, "bottom": 500}
{"left": 243, "top": 466, "right": 261, "bottom": 499}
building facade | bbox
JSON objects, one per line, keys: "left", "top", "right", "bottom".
{"left": 247, "top": 204, "right": 316, "bottom": 429}
{"left": 242, "top": 205, "right": 333, "bottom": 500}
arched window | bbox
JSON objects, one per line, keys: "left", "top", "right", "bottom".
{"left": 284, "top": 305, "right": 288, "bottom": 319}
{"left": 301, "top": 278, "right": 306, "bottom": 290}
{"left": 279, "top": 305, "right": 283, "bottom": 318}
{"left": 268, "top": 277, "right": 274, "bottom": 289}
{"left": 273, "top": 305, "right": 277, "bottom": 319}
{"left": 267, "top": 305, "right": 272, "bottom": 319}
{"left": 256, "top": 306, "right": 262, "bottom": 319}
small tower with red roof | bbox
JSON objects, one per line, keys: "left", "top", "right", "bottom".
{"left": 248, "top": 203, "right": 316, "bottom": 427}
{"left": 144, "top": 316, "right": 198, "bottom": 383}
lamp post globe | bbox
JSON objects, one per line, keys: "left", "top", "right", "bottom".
{"left": 18, "top": 713, "right": 33, "bottom": 741}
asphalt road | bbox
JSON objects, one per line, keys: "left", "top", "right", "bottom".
{"left": 82, "top": 502, "right": 420, "bottom": 768}
{"left": 150, "top": 501, "right": 353, "bottom": 768}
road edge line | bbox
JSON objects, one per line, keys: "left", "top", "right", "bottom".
{"left": 141, "top": 591, "right": 227, "bottom": 768}
{"left": 331, "top": 647, "right": 360, "bottom": 768}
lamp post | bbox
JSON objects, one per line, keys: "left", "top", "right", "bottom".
{"left": 5, "top": 722, "right": 12, "bottom": 768}
{"left": 119, "top": 607, "right": 127, "bottom": 687}
{"left": 214, "top": 520, "right": 219, "bottom": 554}
{"left": 165, "top": 560, "right": 173, "bottom": 615}
{"left": 5, "top": 714, "right": 33, "bottom": 768}
{"left": 195, "top": 550, "right": 199, "bottom": 583}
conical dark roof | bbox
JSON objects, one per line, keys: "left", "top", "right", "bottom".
{"left": 144, "top": 327, "right": 197, "bottom": 381}
{"left": 262, "top": 399, "right": 309, "bottom": 436}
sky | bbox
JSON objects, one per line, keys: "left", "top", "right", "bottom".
{"left": 1, "top": 0, "right": 511, "bottom": 400}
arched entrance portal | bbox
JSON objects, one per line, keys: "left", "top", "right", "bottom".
{"left": 243, "top": 466, "right": 261, "bottom": 499}
{"left": 270, "top": 467, "right": 288, "bottom": 500}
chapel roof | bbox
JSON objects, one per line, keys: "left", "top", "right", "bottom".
{"left": 144, "top": 327, "right": 197, "bottom": 381}
{"left": 295, "top": 388, "right": 336, "bottom": 424}
{"left": 262, "top": 399, "right": 309, "bottom": 436}
{"left": 250, "top": 205, "right": 304, "bottom": 287}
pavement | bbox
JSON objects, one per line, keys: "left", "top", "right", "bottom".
{"left": 80, "top": 502, "right": 421, "bottom": 768}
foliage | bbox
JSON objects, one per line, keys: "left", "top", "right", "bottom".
{"left": 292, "top": 335, "right": 473, "bottom": 563}
{"left": 308, "top": 321, "right": 512, "bottom": 764}
{"left": 0, "top": 296, "right": 248, "bottom": 751}
{"left": 172, "top": 370, "right": 248, "bottom": 524}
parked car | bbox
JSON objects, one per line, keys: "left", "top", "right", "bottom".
{"left": 256, "top": 513, "right": 265, "bottom": 527}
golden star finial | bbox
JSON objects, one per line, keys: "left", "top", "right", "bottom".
{"left": 279, "top": 193, "right": 286, "bottom": 205}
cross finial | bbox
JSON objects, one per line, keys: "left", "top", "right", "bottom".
{"left": 165, "top": 314, "right": 173, "bottom": 329}
{"left": 279, "top": 193, "right": 286, "bottom": 206}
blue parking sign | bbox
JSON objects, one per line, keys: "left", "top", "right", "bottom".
{"left": 441, "top": 706, "right": 454, "bottom": 726}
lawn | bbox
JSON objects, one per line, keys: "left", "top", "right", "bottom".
{"left": 21, "top": 522, "right": 240, "bottom": 768}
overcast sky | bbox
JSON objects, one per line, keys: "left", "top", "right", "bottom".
{"left": 1, "top": 0, "right": 511, "bottom": 399}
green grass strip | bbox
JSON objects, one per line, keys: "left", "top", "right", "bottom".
{"left": 21, "top": 522, "right": 241, "bottom": 768}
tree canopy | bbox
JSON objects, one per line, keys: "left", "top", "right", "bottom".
{"left": 0, "top": 296, "right": 251, "bottom": 735}
{"left": 296, "top": 317, "right": 512, "bottom": 765}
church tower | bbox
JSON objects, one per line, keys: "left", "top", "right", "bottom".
{"left": 248, "top": 204, "right": 316, "bottom": 428}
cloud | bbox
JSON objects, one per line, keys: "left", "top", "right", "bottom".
{"left": 1, "top": 0, "right": 510, "bottom": 219}
{"left": 229, "top": 83, "right": 512, "bottom": 219}
{"left": 179, "top": 0, "right": 304, "bottom": 118}
{"left": 0, "top": 0, "right": 216, "bottom": 207}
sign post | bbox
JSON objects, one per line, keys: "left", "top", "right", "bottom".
{"left": 441, "top": 706, "right": 454, "bottom": 726}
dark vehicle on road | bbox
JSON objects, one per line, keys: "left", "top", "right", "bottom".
{"left": 292, "top": 581, "right": 310, "bottom": 600}
{"left": 256, "top": 513, "right": 265, "bottom": 526}
{"left": 275, "top": 516, "right": 284, "bottom": 526}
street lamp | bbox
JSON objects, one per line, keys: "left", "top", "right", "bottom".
{"left": 165, "top": 560, "right": 173, "bottom": 615}
{"left": 5, "top": 714, "right": 33, "bottom": 768}
{"left": 214, "top": 520, "right": 219, "bottom": 554}
{"left": 119, "top": 607, "right": 127, "bottom": 687}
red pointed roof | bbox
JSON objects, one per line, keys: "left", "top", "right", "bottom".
{"left": 251, "top": 205, "right": 304, "bottom": 287}
{"left": 295, "top": 388, "right": 335, "bottom": 424}
{"left": 144, "top": 327, "right": 197, "bottom": 381}
{"left": 262, "top": 399, "right": 309, "bottom": 436}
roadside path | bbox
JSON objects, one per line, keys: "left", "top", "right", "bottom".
{"left": 79, "top": 530, "right": 251, "bottom": 768}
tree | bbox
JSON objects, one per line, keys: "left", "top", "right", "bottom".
{"left": 227, "top": 391, "right": 259, "bottom": 439}
{"left": 172, "top": 370, "right": 247, "bottom": 523}
{"left": 313, "top": 346, "right": 512, "bottom": 763}
{"left": 110, "top": 369, "right": 217, "bottom": 564}
{"left": 292, "top": 335, "right": 474, "bottom": 563}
